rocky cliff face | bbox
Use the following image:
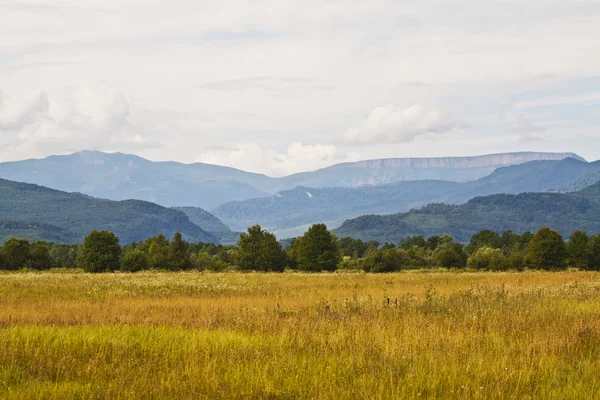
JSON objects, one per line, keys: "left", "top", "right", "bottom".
{"left": 341, "top": 152, "right": 584, "bottom": 169}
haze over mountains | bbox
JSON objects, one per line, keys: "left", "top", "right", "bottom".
{"left": 214, "top": 157, "right": 600, "bottom": 237}
{"left": 0, "top": 151, "right": 581, "bottom": 210}
{"left": 1, "top": 150, "right": 600, "bottom": 244}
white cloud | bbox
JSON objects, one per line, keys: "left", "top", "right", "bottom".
{"left": 343, "top": 104, "right": 465, "bottom": 144}
{"left": 0, "top": 91, "right": 49, "bottom": 130}
{"left": 516, "top": 114, "right": 546, "bottom": 142}
{"left": 1, "top": 0, "right": 600, "bottom": 166}
{"left": 0, "top": 84, "right": 160, "bottom": 161}
{"left": 197, "top": 142, "right": 361, "bottom": 177}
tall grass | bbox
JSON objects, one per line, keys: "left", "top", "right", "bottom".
{"left": 1, "top": 271, "right": 600, "bottom": 399}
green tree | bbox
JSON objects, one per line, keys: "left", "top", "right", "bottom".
{"left": 28, "top": 242, "right": 52, "bottom": 270}
{"left": 169, "top": 232, "right": 191, "bottom": 270}
{"left": 526, "top": 227, "right": 567, "bottom": 270}
{"left": 588, "top": 235, "right": 600, "bottom": 271}
{"left": 362, "top": 248, "right": 407, "bottom": 273}
{"left": 467, "top": 246, "right": 509, "bottom": 271}
{"left": 467, "top": 230, "right": 502, "bottom": 254}
{"left": 146, "top": 234, "right": 171, "bottom": 270}
{"left": 296, "top": 224, "right": 340, "bottom": 272}
{"left": 399, "top": 236, "right": 426, "bottom": 250}
{"left": 236, "top": 225, "right": 286, "bottom": 272}
{"left": 567, "top": 230, "right": 590, "bottom": 269}
{"left": 2, "top": 238, "right": 31, "bottom": 270}
{"left": 437, "top": 247, "right": 465, "bottom": 268}
{"left": 77, "top": 230, "right": 121, "bottom": 273}
{"left": 121, "top": 250, "right": 149, "bottom": 272}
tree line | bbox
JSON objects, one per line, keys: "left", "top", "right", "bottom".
{"left": 1, "top": 224, "right": 599, "bottom": 272}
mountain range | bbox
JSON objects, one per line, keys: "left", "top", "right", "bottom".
{"left": 335, "top": 181, "right": 600, "bottom": 244}
{"left": 1, "top": 150, "right": 599, "bottom": 244}
{"left": 214, "top": 157, "right": 600, "bottom": 237}
{"left": 0, "top": 150, "right": 581, "bottom": 210}
{"left": 0, "top": 179, "right": 217, "bottom": 244}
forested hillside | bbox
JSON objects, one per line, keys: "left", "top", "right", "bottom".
{"left": 174, "top": 207, "right": 240, "bottom": 244}
{"left": 0, "top": 179, "right": 216, "bottom": 244}
{"left": 215, "top": 158, "right": 600, "bottom": 236}
{"left": 336, "top": 182, "right": 600, "bottom": 243}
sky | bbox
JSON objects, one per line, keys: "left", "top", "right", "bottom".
{"left": 1, "top": 0, "right": 600, "bottom": 177}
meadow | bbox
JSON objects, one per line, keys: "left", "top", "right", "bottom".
{"left": 1, "top": 270, "right": 600, "bottom": 399}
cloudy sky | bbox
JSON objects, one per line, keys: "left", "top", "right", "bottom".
{"left": 1, "top": 0, "right": 600, "bottom": 176}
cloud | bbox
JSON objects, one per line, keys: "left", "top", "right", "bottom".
{"left": 197, "top": 76, "right": 333, "bottom": 94}
{"left": 2, "top": 0, "right": 600, "bottom": 165}
{"left": 0, "top": 84, "right": 160, "bottom": 161}
{"left": 0, "top": 91, "right": 49, "bottom": 130}
{"left": 343, "top": 104, "right": 465, "bottom": 145}
{"left": 197, "top": 142, "right": 361, "bottom": 177}
{"left": 516, "top": 114, "right": 546, "bottom": 142}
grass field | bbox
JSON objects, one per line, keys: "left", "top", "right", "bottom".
{"left": 1, "top": 270, "right": 600, "bottom": 399}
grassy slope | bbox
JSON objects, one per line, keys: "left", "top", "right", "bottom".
{"left": 1, "top": 271, "right": 600, "bottom": 399}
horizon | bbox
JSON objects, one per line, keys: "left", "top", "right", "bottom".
{"left": 0, "top": 148, "right": 592, "bottom": 177}
{"left": 1, "top": 1, "right": 600, "bottom": 175}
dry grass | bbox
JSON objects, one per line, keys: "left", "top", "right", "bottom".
{"left": 1, "top": 270, "right": 600, "bottom": 399}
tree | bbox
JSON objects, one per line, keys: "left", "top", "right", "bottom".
{"left": 567, "top": 230, "right": 590, "bottom": 269}
{"left": 147, "top": 234, "right": 171, "bottom": 270}
{"left": 399, "top": 236, "right": 426, "bottom": 250}
{"left": 2, "top": 238, "right": 31, "bottom": 270}
{"left": 588, "top": 235, "right": 600, "bottom": 271}
{"left": 362, "top": 248, "right": 407, "bottom": 273}
{"left": 437, "top": 247, "right": 465, "bottom": 268}
{"left": 77, "top": 230, "right": 121, "bottom": 273}
{"left": 295, "top": 224, "right": 340, "bottom": 272}
{"left": 236, "top": 225, "right": 286, "bottom": 272}
{"left": 467, "top": 246, "right": 509, "bottom": 271}
{"left": 467, "top": 230, "right": 502, "bottom": 254}
{"left": 121, "top": 250, "right": 149, "bottom": 272}
{"left": 526, "top": 227, "right": 567, "bottom": 270}
{"left": 169, "top": 232, "right": 191, "bottom": 270}
{"left": 28, "top": 242, "right": 52, "bottom": 270}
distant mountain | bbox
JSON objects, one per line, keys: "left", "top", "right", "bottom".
{"left": 335, "top": 181, "right": 600, "bottom": 244}
{"left": 0, "top": 179, "right": 217, "bottom": 244}
{"left": 0, "top": 151, "right": 582, "bottom": 209}
{"left": 279, "top": 152, "right": 584, "bottom": 187}
{"left": 214, "top": 157, "right": 600, "bottom": 237}
{"left": 174, "top": 207, "right": 231, "bottom": 232}
{"left": 0, "top": 151, "right": 270, "bottom": 209}
{"left": 213, "top": 181, "right": 461, "bottom": 237}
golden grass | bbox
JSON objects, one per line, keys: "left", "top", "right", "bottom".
{"left": 1, "top": 270, "right": 600, "bottom": 399}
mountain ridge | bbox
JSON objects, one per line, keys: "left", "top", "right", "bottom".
{"left": 335, "top": 181, "right": 600, "bottom": 243}
{"left": 0, "top": 178, "right": 218, "bottom": 244}
{"left": 0, "top": 150, "right": 584, "bottom": 210}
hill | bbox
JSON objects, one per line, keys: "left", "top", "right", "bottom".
{"left": 213, "top": 180, "right": 460, "bottom": 236}
{"left": 214, "top": 158, "right": 600, "bottom": 237}
{"left": 335, "top": 182, "right": 600, "bottom": 244}
{"left": 174, "top": 207, "right": 240, "bottom": 245}
{"left": 0, "top": 179, "right": 217, "bottom": 244}
{"left": 0, "top": 151, "right": 582, "bottom": 209}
